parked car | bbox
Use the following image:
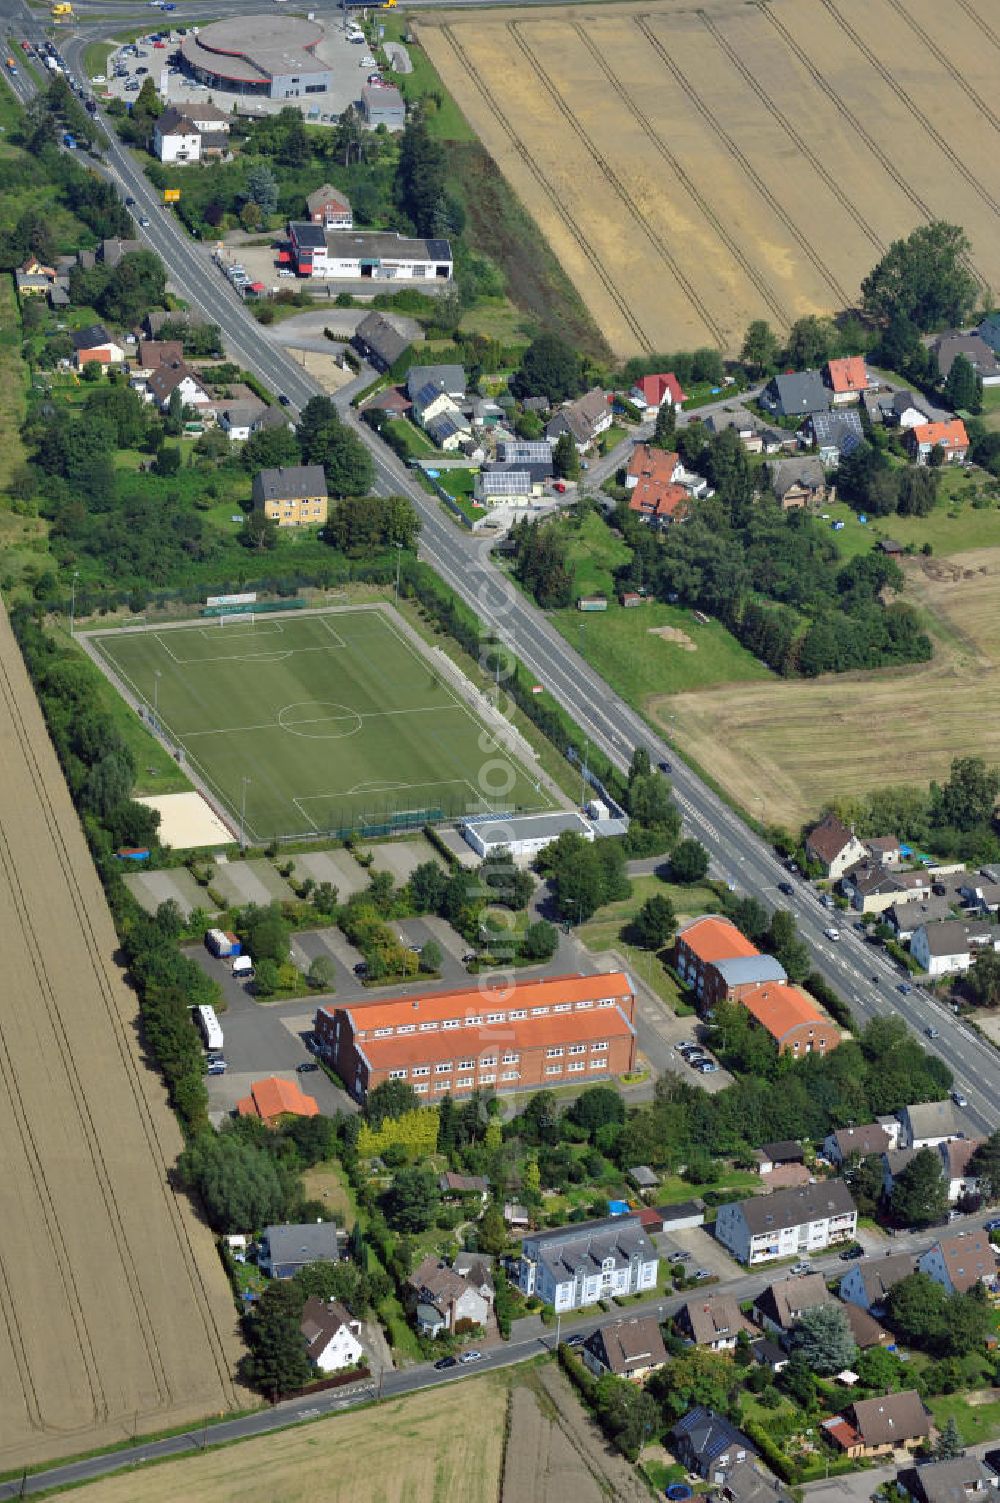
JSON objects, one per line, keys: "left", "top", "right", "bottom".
{"left": 693, "top": 1269, "right": 713, "bottom": 1281}
{"left": 459, "top": 1350, "right": 482, "bottom": 1364}
{"left": 278, "top": 393, "right": 291, "bottom": 406}
{"left": 791, "top": 1261, "right": 810, "bottom": 1275}
{"left": 897, "top": 982, "right": 913, "bottom": 994}
{"left": 564, "top": 1333, "right": 585, "bottom": 1347}
{"left": 984, "top": 1217, "right": 1000, "bottom": 1233}
{"left": 839, "top": 1244, "right": 865, "bottom": 1261}
{"left": 696, "top": 1060, "right": 719, "bottom": 1074}
{"left": 296, "top": 1061, "right": 318, "bottom": 1073}
{"left": 206, "top": 1058, "right": 227, "bottom": 1075}
{"left": 139, "top": 216, "right": 150, "bottom": 227}
{"left": 433, "top": 1356, "right": 456, "bottom": 1371}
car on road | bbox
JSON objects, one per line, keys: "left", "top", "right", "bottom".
{"left": 898, "top": 982, "right": 913, "bottom": 994}
{"left": 136, "top": 65, "right": 148, "bottom": 74}
{"left": 693, "top": 1269, "right": 713, "bottom": 1281}
{"left": 206, "top": 1058, "right": 227, "bottom": 1075}
{"left": 139, "top": 216, "right": 150, "bottom": 227}
{"left": 925, "top": 1026, "right": 939, "bottom": 1039}
{"left": 564, "top": 1333, "right": 585, "bottom": 1347}
{"left": 459, "top": 1350, "right": 482, "bottom": 1364}
{"left": 824, "top": 927, "right": 840, "bottom": 941}
{"left": 951, "top": 1090, "right": 969, "bottom": 1108}
{"left": 777, "top": 881, "right": 794, "bottom": 896}
{"left": 658, "top": 759, "right": 672, "bottom": 773}
{"left": 90, "top": 73, "right": 105, "bottom": 82}
{"left": 278, "top": 393, "right": 291, "bottom": 405}
{"left": 296, "top": 1061, "right": 318, "bottom": 1073}
{"left": 433, "top": 1356, "right": 457, "bottom": 1371}
{"left": 791, "top": 1261, "right": 810, "bottom": 1275}
{"left": 125, "top": 195, "right": 135, "bottom": 205}
{"left": 984, "top": 1217, "right": 1000, "bottom": 1232}
{"left": 839, "top": 1244, "right": 865, "bottom": 1261}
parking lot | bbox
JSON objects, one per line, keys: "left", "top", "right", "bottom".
{"left": 95, "top": 19, "right": 392, "bottom": 124}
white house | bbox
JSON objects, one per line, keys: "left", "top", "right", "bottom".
{"left": 918, "top": 1231, "right": 998, "bottom": 1295}
{"left": 154, "top": 107, "right": 202, "bottom": 163}
{"left": 714, "top": 1182, "right": 857, "bottom": 1267}
{"left": 71, "top": 323, "right": 125, "bottom": 370}
{"left": 910, "top": 919, "right": 1000, "bottom": 977}
{"left": 217, "top": 400, "right": 267, "bottom": 441}
{"left": 804, "top": 813, "right": 867, "bottom": 881}
{"left": 288, "top": 224, "right": 453, "bottom": 283}
{"left": 939, "top": 1138, "right": 984, "bottom": 1203}
{"left": 300, "top": 1297, "right": 364, "bottom": 1373}
{"left": 898, "top": 1100, "right": 962, "bottom": 1150}
{"left": 146, "top": 361, "right": 212, "bottom": 412}
{"left": 517, "top": 1214, "right": 658, "bottom": 1312}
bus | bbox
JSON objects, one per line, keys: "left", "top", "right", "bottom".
{"left": 195, "top": 1004, "right": 224, "bottom": 1053}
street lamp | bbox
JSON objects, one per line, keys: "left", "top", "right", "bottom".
{"left": 69, "top": 570, "right": 79, "bottom": 638}
{"left": 152, "top": 669, "right": 161, "bottom": 731}
{"left": 394, "top": 541, "right": 403, "bottom": 607}
{"left": 240, "top": 776, "right": 251, "bottom": 853}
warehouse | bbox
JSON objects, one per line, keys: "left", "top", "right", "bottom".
{"left": 313, "top": 971, "right": 636, "bottom": 1104}
{"left": 462, "top": 809, "right": 594, "bottom": 858}
{"left": 179, "top": 15, "right": 331, "bottom": 100}
{"left": 288, "top": 224, "right": 453, "bottom": 283}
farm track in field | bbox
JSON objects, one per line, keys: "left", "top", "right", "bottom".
{"left": 696, "top": 9, "right": 886, "bottom": 258}
{"left": 635, "top": 11, "right": 853, "bottom": 309}
{"left": 818, "top": 0, "right": 1000, "bottom": 218}
{"left": 570, "top": 20, "right": 792, "bottom": 331}
{"left": 439, "top": 21, "right": 653, "bottom": 351}
{"left": 506, "top": 19, "right": 728, "bottom": 347}
{"left": 883, "top": 0, "right": 1000, "bottom": 135}
{"left": 953, "top": 0, "right": 1000, "bottom": 50}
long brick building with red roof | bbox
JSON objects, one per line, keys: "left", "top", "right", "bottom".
{"left": 314, "top": 972, "right": 636, "bottom": 1104}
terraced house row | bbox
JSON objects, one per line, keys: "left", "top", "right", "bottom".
{"left": 313, "top": 972, "right": 636, "bottom": 1104}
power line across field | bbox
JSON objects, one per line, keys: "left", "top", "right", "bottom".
{"left": 90, "top": 608, "right": 554, "bottom": 841}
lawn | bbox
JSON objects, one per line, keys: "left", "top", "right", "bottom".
{"left": 63, "top": 1371, "right": 510, "bottom": 1503}
{"left": 87, "top": 608, "right": 553, "bottom": 841}
{"left": 383, "top": 417, "right": 437, "bottom": 459}
{"left": 979, "top": 386, "right": 1000, "bottom": 433}
{"left": 563, "top": 510, "right": 632, "bottom": 599}
{"left": 928, "top": 1389, "right": 1000, "bottom": 1446}
{"left": 578, "top": 874, "right": 719, "bottom": 1014}
{"left": 552, "top": 596, "right": 771, "bottom": 708}
{"left": 299, "top": 1159, "right": 358, "bottom": 1223}
{"left": 380, "top": 17, "right": 476, "bottom": 143}
{"left": 824, "top": 472, "right": 1000, "bottom": 560}
{"left": 0, "top": 277, "right": 27, "bottom": 491}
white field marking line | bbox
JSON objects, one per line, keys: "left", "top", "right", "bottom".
{"left": 316, "top": 615, "right": 348, "bottom": 649}
{"left": 182, "top": 702, "right": 469, "bottom": 738}
{"left": 291, "top": 796, "right": 321, "bottom": 834}
{"left": 197, "top": 621, "right": 285, "bottom": 642}
{"left": 376, "top": 612, "right": 556, "bottom": 809}
{"left": 294, "top": 777, "right": 475, "bottom": 809}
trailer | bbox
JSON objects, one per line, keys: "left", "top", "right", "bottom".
{"left": 194, "top": 1003, "right": 224, "bottom": 1052}
{"left": 205, "top": 927, "right": 233, "bottom": 958}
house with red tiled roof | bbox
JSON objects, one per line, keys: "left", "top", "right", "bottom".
{"left": 629, "top": 371, "right": 687, "bottom": 413}
{"left": 625, "top": 443, "right": 680, "bottom": 491}
{"left": 674, "top": 915, "right": 760, "bottom": 1005}
{"left": 628, "top": 479, "right": 689, "bottom": 526}
{"left": 236, "top": 1076, "right": 320, "bottom": 1126}
{"left": 824, "top": 356, "right": 874, "bottom": 405}
{"left": 905, "top": 419, "right": 969, "bottom": 466}
{"left": 313, "top": 973, "right": 636, "bottom": 1104}
{"left": 736, "top": 980, "right": 840, "bottom": 1057}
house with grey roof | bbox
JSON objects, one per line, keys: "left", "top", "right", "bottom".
{"left": 517, "top": 1213, "right": 658, "bottom": 1311}
{"left": 910, "top": 918, "right": 1000, "bottom": 977}
{"left": 896, "top": 1454, "right": 995, "bottom": 1503}
{"left": 768, "top": 456, "right": 828, "bottom": 510}
{"left": 886, "top": 896, "right": 956, "bottom": 943}
{"left": 406, "top": 1254, "right": 492, "bottom": 1336}
{"left": 259, "top": 1222, "right": 344, "bottom": 1277}
{"left": 545, "top": 387, "right": 612, "bottom": 451}
{"left": 839, "top": 1252, "right": 916, "bottom": 1313}
{"left": 933, "top": 331, "right": 1000, "bottom": 386}
{"left": 803, "top": 408, "right": 864, "bottom": 465}
{"left": 715, "top": 1181, "right": 857, "bottom": 1266}
{"left": 406, "top": 364, "right": 466, "bottom": 405}
{"left": 352, "top": 311, "right": 410, "bottom": 372}
{"left": 751, "top": 1273, "right": 833, "bottom": 1336}
{"left": 720, "top": 1463, "right": 795, "bottom": 1503}
{"left": 823, "top": 1123, "right": 893, "bottom": 1164}
{"left": 898, "top": 1099, "right": 962, "bottom": 1150}
{"left": 671, "top": 1406, "right": 756, "bottom": 1481}
{"left": 760, "top": 370, "right": 831, "bottom": 418}
{"left": 865, "top": 388, "right": 932, "bottom": 429}
{"left": 361, "top": 83, "right": 405, "bottom": 130}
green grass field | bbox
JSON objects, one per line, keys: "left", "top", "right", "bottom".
{"left": 89, "top": 608, "right": 553, "bottom": 840}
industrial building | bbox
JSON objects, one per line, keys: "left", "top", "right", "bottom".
{"left": 461, "top": 809, "right": 594, "bottom": 859}
{"left": 179, "top": 15, "right": 331, "bottom": 99}
{"left": 313, "top": 971, "right": 636, "bottom": 1104}
{"left": 287, "top": 224, "right": 453, "bottom": 283}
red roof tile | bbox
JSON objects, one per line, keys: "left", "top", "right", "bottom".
{"left": 678, "top": 916, "right": 759, "bottom": 964}
{"left": 331, "top": 972, "right": 632, "bottom": 1035}
{"left": 236, "top": 1076, "right": 320, "bottom": 1124}
{"left": 359, "top": 1005, "right": 633, "bottom": 1070}
{"left": 826, "top": 356, "right": 869, "bottom": 393}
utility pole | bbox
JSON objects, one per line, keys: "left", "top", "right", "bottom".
{"left": 240, "top": 776, "right": 251, "bottom": 852}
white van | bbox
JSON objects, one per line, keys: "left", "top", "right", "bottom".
{"left": 824, "top": 926, "right": 841, "bottom": 941}
{"left": 232, "top": 955, "right": 254, "bottom": 979}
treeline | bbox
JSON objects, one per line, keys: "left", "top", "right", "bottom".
{"left": 69, "top": 249, "right": 167, "bottom": 326}
{"left": 828, "top": 756, "right": 1000, "bottom": 865}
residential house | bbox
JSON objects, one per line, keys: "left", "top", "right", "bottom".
{"left": 933, "top": 332, "right": 1000, "bottom": 387}
{"left": 406, "top": 1254, "right": 493, "bottom": 1336}
{"left": 825, "top": 1391, "right": 931, "bottom": 1459}
{"left": 887, "top": 897, "right": 956, "bottom": 943}
{"left": 823, "top": 1123, "right": 893, "bottom": 1165}
{"left": 910, "top": 918, "right": 1000, "bottom": 976}
{"left": 804, "top": 408, "right": 864, "bottom": 466}
{"left": 713, "top": 955, "right": 789, "bottom": 1002}
{"left": 719, "top": 1464, "right": 795, "bottom": 1503}
{"left": 896, "top": 1455, "right": 995, "bottom": 1503}
{"left": 629, "top": 371, "right": 687, "bottom": 413}
{"left": 259, "top": 1222, "right": 343, "bottom": 1278}
{"left": 906, "top": 419, "right": 970, "bottom": 466}
{"left": 840, "top": 863, "right": 932, "bottom": 915}
{"left": 839, "top": 1252, "right": 917, "bottom": 1314}
{"left": 715, "top": 1182, "right": 857, "bottom": 1266}
{"left": 424, "top": 407, "right": 472, "bottom": 452}
{"left": 474, "top": 469, "right": 535, "bottom": 508}
{"left": 136, "top": 339, "right": 185, "bottom": 372}
{"left": 805, "top": 813, "right": 867, "bottom": 880}
{"left": 361, "top": 83, "right": 405, "bottom": 130}
{"left": 628, "top": 478, "right": 690, "bottom": 526}
{"left": 582, "top": 1315, "right": 668, "bottom": 1381}
{"left": 882, "top": 1147, "right": 917, "bottom": 1197}
{"left": 959, "top": 879, "right": 1000, "bottom": 916}
{"left": 145, "top": 309, "right": 204, "bottom": 338}
{"left": 451, "top": 1252, "right": 495, "bottom": 1306}
{"left": 703, "top": 409, "right": 765, "bottom": 454}
{"left": 760, "top": 370, "right": 831, "bottom": 419}
{"left": 494, "top": 440, "right": 554, "bottom": 484}
{"left": 352, "top": 311, "right": 410, "bottom": 372}
{"left": 235, "top": 1076, "right": 320, "bottom": 1126}
{"left": 769, "top": 456, "right": 828, "bottom": 510}
{"left": 545, "top": 387, "right": 612, "bottom": 451}
{"left": 314, "top": 972, "right": 637, "bottom": 1104}
{"left": 251, "top": 464, "right": 328, "bottom": 529}
{"left": 751, "top": 1273, "right": 833, "bottom": 1337}
{"left": 71, "top": 324, "right": 125, "bottom": 369}
{"left": 153, "top": 107, "right": 202, "bottom": 163}
{"left": 439, "top": 1172, "right": 489, "bottom": 1199}
{"left": 881, "top": 389, "right": 933, "bottom": 429}
{"left": 750, "top": 1337, "right": 789, "bottom": 1375}
{"left": 735, "top": 980, "right": 840, "bottom": 1058}
{"left": 406, "top": 363, "right": 466, "bottom": 410}
{"left": 865, "top": 835, "right": 901, "bottom": 866}
{"left": 145, "top": 361, "right": 211, "bottom": 412}
{"left": 217, "top": 400, "right": 269, "bottom": 442}
{"left": 305, "top": 184, "right": 353, "bottom": 229}
{"left": 300, "top": 1296, "right": 364, "bottom": 1374}
{"left": 843, "top": 1303, "right": 893, "bottom": 1351}
{"left": 625, "top": 444, "right": 690, "bottom": 526}
{"left": 670, "top": 1407, "right": 757, "bottom": 1481}
{"left": 824, "top": 356, "right": 875, "bottom": 404}
{"left": 99, "top": 237, "right": 142, "bottom": 268}
{"left": 674, "top": 914, "right": 762, "bottom": 1006}
{"left": 678, "top": 1294, "right": 755, "bottom": 1351}
{"left": 918, "top": 1231, "right": 998, "bottom": 1295}
{"left": 977, "top": 313, "right": 1000, "bottom": 356}
{"left": 517, "top": 1213, "right": 658, "bottom": 1311}
{"left": 939, "top": 1138, "right": 985, "bottom": 1204}
{"left": 899, "top": 1100, "right": 963, "bottom": 1150}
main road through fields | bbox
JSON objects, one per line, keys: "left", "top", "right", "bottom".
{"left": 22, "top": 26, "right": 1000, "bottom": 1134}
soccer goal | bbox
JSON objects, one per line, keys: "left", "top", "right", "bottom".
{"left": 217, "top": 611, "right": 255, "bottom": 627}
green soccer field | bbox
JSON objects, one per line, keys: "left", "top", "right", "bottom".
{"left": 90, "top": 609, "right": 555, "bottom": 840}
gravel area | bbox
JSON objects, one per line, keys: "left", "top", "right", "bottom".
{"left": 124, "top": 865, "right": 208, "bottom": 918}
{"left": 212, "top": 858, "right": 292, "bottom": 907}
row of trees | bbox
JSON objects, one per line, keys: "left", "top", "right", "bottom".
{"left": 826, "top": 756, "right": 1000, "bottom": 867}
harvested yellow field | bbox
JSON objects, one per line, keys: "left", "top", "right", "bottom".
{"left": 656, "top": 549, "right": 1000, "bottom": 828}
{"left": 419, "top": 0, "right": 1000, "bottom": 356}
{"left": 0, "top": 601, "right": 244, "bottom": 1470}
{"left": 58, "top": 1372, "right": 509, "bottom": 1503}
